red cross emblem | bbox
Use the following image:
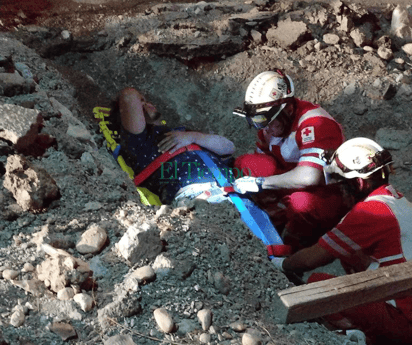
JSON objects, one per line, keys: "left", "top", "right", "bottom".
{"left": 301, "top": 126, "right": 315, "bottom": 143}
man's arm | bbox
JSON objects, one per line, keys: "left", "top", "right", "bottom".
{"left": 158, "top": 131, "right": 236, "bottom": 156}
{"left": 261, "top": 165, "right": 324, "bottom": 190}
{"left": 282, "top": 243, "right": 336, "bottom": 273}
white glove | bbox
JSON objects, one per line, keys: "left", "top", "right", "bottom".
{"left": 233, "top": 176, "right": 264, "bottom": 194}
{"left": 271, "top": 257, "right": 286, "bottom": 272}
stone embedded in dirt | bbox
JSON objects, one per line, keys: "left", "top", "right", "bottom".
{"left": 199, "top": 333, "right": 211, "bottom": 344}
{"left": 250, "top": 30, "right": 262, "bottom": 44}
{"left": 9, "top": 310, "right": 25, "bottom": 327}
{"left": 213, "top": 271, "right": 231, "bottom": 295}
{"left": 197, "top": 309, "right": 212, "bottom": 331}
{"left": 343, "top": 82, "right": 357, "bottom": 95}
{"left": 175, "top": 259, "right": 196, "bottom": 280}
{"left": 375, "top": 35, "right": 392, "bottom": 49}
{"left": 266, "top": 18, "right": 312, "bottom": 50}
{"left": 61, "top": 30, "right": 71, "bottom": 40}
{"left": 76, "top": 224, "right": 107, "bottom": 254}
{"left": 0, "top": 104, "right": 39, "bottom": 143}
{"left": 242, "top": 332, "right": 262, "bottom": 345}
{"left": 391, "top": 5, "right": 412, "bottom": 46}
{"left": 98, "top": 293, "right": 142, "bottom": 329}
{"left": 0, "top": 71, "right": 33, "bottom": 97}
{"left": 363, "top": 52, "right": 387, "bottom": 72}
{"left": 3, "top": 155, "right": 60, "bottom": 212}
{"left": 152, "top": 253, "right": 175, "bottom": 276}
{"left": 155, "top": 205, "right": 171, "bottom": 218}
{"left": 115, "top": 224, "right": 163, "bottom": 265}
{"left": 127, "top": 265, "right": 156, "bottom": 284}
{"left": 337, "top": 15, "right": 354, "bottom": 32}
{"left": 350, "top": 23, "right": 374, "bottom": 47}
{"left": 377, "top": 46, "right": 394, "bottom": 61}
{"left": 36, "top": 248, "right": 93, "bottom": 293}
{"left": 49, "top": 97, "right": 93, "bottom": 142}
{"left": 352, "top": 102, "right": 368, "bottom": 116}
{"left": 402, "top": 43, "right": 412, "bottom": 55}
{"left": 230, "top": 321, "right": 247, "bottom": 332}
{"left": 103, "top": 334, "right": 136, "bottom": 345}
{"left": 323, "top": 33, "right": 340, "bottom": 45}
{"left": 49, "top": 322, "right": 77, "bottom": 341}
{"left": 2, "top": 269, "right": 19, "bottom": 280}
{"left": 73, "top": 293, "right": 94, "bottom": 312}
{"left": 176, "top": 319, "right": 198, "bottom": 336}
{"left": 21, "top": 263, "right": 34, "bottom": 273}
{"left": 11, "top": 279, "right": 46, "bottom": 297}
{"left": 154, "top": 308, "right": 175, "bottom": 333}
{"left": 57, "top": 287, "right": 76, "bottom": 301}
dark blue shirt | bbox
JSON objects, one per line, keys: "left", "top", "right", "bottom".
{"left": 119, "top": 125, "right": 233, "bottom": 204}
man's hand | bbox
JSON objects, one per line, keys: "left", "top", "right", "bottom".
{"left": 233, "top": 176, "right": 263, "bottom": 194}
{"left": 158, "top": 131, "right": 196, "bottom": 154}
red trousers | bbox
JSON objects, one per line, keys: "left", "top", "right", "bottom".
{"left": 308, "top": 273, "right": 412, "bottom": 345}
{"left": 234, "top": 153, "right": 349, "bottom": 251}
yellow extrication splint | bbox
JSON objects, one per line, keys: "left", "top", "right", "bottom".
{"left": 93, "top": 106, "right": 162, "bottom": 206}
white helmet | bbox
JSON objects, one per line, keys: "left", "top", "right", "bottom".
{"left": 324, "top": 137, "right": 393, "bottom": 179}
{"left": 245, "top": 70, "right": 295, "bottom": 115}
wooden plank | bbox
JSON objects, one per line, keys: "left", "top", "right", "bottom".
{"left": 277, "top": 261, "right": 412, "bottom": 323}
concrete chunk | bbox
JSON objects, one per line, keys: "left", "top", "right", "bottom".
{"left": 266, "top": 19, "right": 312, "bottom": 50}
{"left": 0, "top": 104, "right": 40, "bottom": 144}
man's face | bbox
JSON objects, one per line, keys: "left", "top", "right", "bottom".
{"left": 264, "top": 118, "right": 284, "bottom": 137}
{"left": 339, "top": 178, "right": 368, "bottom": 208}
{"left": 142, "top": 100, "right": 162, "bottom": 123}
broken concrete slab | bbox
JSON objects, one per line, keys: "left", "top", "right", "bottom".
{"left": 266, "top": 18, "right": 312, "bottom": 50}
{"left": 0, "top": 104, "right": 40, "bottom": 144}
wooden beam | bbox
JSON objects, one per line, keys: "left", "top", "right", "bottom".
{"left": 277, "top": 261, "right": 412, "bottom": 323}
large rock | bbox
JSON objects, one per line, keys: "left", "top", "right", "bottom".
{"left": 153, "top": 308, "right": 175, "bottom": 333}
{"left": 0, "top": 104, "right": 39, "bottom": 144}
{"left": 266, "top": 18, "right": 312, "bottom": 50}
{"left": 76, "top": 224, "right": 107, "bottom": 254}
{"left": 391, "top": 5, "right": 412, "bottom": 47}
{"left": 350, "top": 23, "right": 374, "bottom": 47}
{"left": 36, "top": 245, "right": 93, "bottom": 293}
{"left": 3, "top": 155, "right": 60, "bottom": 211}
{"left": 98, "top": 293, "right": 142, "bottom": 329}
{"left": 115, "top": 223, "right": 163, "bottom": 265}
{"left": 0, "top": 71, "right": 34, "bottom": 96}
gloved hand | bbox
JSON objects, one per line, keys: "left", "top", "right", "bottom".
{"left": 233, "top": 176, "right": 264, "bottom": 194}
{"left": 271, "top": 257, "right": 286, "bottom": 272}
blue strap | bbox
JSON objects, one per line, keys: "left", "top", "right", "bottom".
{"left": 195, "top": 151, "right": 283, "bottom": 246}
{"left": 112, "top": 144, "right": 121, "bottom": 160}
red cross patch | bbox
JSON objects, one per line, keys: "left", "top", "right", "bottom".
{"left": 301, "top": 126, "right": 315, "bottom": 143}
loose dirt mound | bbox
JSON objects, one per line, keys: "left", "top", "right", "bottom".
{"left": 1, "top": 1, "right": 412, "bottom": 345}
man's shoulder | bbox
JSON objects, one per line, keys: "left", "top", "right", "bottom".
{"left": 294, "top": 98, "right": 321, "bottom": 115}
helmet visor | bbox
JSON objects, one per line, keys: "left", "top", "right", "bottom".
{"left": 324, "top": 149, "right": 394, "bottom": 179}
{"left": 233, "top": 98, "right": 292, "bottom": 129}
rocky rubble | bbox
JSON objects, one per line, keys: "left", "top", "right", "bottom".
{"left": 0, "top": 0, "right": 412, "bottom": 344}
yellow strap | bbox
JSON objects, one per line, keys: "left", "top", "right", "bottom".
{"left": 136, "top": 187, "right": 162, "bottom": 206}
{"left": 94, "top": 106, "right": 163, "bottom": 206}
